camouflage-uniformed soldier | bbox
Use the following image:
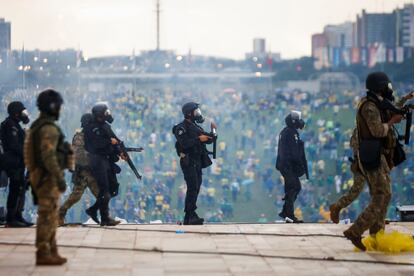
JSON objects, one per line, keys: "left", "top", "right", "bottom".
{"left": 343, "top": 72, "right": 405, "bottom": 251}
{"left": 330, "top": 92, "right": 413, "bottom": 223}
{"left": 59, "top": 113, "right": 99, "bottom": 225}
{"left": 24, "top": 89, "right": 74, "bottom": 265}
{"left": 330, "top": 129, "right": 366, "bottom": 223}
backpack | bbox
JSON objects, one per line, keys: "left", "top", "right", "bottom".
{"left": 172, "top": 124, "right": 185, "bottom": 157}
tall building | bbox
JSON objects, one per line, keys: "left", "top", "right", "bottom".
{"left": 397, "top": 4, "right": 414, "bottom": 48}
{"left": 311, "top": 33, "right": 329, "bottom": 69}
{"left": 311, "top": 34, "right": 326, "bottom": 56}
{"left": 310, "top": 5, "right": 414, "bottom": 69}
{"left": 323, "top": 22, "right": 354, "bottom": 48}
{"left": 246, "top": 38, "right": 280, "bottom": 68}
{"left": 0, "top": 18, "right": 11, "bottom": 51}
{"left": 356, "top": 10, "right": 397, "bottom": 48}
{"left": 253, "top": 38, "right": 266, "bottom": 54}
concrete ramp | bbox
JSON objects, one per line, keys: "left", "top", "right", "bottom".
{"left": 0, "top": 223, "right": 413, "bottom": 275}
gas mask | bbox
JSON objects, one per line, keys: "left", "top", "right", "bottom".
{"left": 104, "top": 108, "right": 114, "bottom": 124}
{"left": 286, "top": 111, "right": 305, "bottom": 130}
{"left": 49, "top": 102, "right": 62, "bottom": 121}
{"left": 193, "top": 108, "right": 205, "bottom": 124}
{"left": 297, "top": 119, "right": 305, "bottom": 130}
{"left": 20, "top": 109, "right": 30, "bottom": 124}
{"left": 383, "top": 82, "right": 395, "bottom": 102}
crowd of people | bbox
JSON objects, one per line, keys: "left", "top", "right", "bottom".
{"left": 1, "top": 80, "right": 414, "bottom": 224}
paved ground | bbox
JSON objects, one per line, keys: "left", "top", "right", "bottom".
{"left": 0, "top": 222, "right": 413, "bottom": 275}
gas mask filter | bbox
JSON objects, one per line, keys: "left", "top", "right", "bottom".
{"left": 20, "top": 109, "right": 30, "bottom": 124}
{"left": 193, "top": 108, "right": 205, "bottom": 124}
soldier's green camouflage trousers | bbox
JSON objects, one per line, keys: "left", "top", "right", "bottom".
{"left": 335, "top": 170, "right": 366, "bottom": 209}
{"left": 59, "top": 168, "right": 99, "bottom": 217}
{"left": 34, "top": 176, "right": 61, "bottom": 256}
{"left": 346, "top": 155, "right": 391, "bottom": 236}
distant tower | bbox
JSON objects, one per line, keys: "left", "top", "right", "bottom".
{"left": 253, "top": 38, "right": 266, "bottom": 54}
{"left": 156, "top": 0, "right": 161, "bottom": 51}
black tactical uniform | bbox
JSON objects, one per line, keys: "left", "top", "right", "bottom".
{"left": 0, "top": 101, "right": 32, "bottom": 227}
{"left": 84, "top": 103, "right": 120, "bottom": 226}
{"left": 173, "top": 102, "right": 213, "bottom": 225}
{"left": 276, "top": 112, "right": 307, "bottom": 223}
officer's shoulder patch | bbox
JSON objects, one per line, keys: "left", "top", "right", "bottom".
{"left": 176, "top": 126, "right": 186, "bottom": 136}
{"left": 172, "top": 124, "right": 186, "bottom": 136}
{"left": 173, "top": 123, "right": 186, "bottom": 136}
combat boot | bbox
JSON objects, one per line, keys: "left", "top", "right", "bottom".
{"left": 86, "top": 207, "right": 100, "bottom": 224}
{"left": 329, "top": 204, "right": 341, "bottom": 224}
{"left": 6, "top": 211, "right": 28, "bottom": 227}
{"left": 278, "top": 211, "right": 288, "bottom": 220}
{"left": 343, "top": 229, "right": 366, "bottom": 251}
{"left": 292, "top": 217, "right": 304, "bottom": 223}
{"left": 15, "top": 213, "right": 34, "bottom": 227}
{"left": 183, "top": 212, "right": 204, "bottom": 225}
{"left": 194, "top": 212, "right": 204, "bottom": 223}
{"left": 51, "top": 248, "right": 67, "bottom": 264}
{"left": 18, "top": 218, "right": 34, "bottom": 227}
{"left": 36, "top": 252, "right": 66, "bottom": 266}
{"left": 100, "top": 217, "right": 121, "bottom": 226}
{"left": 6, "top": 220, "right": 28, "bottom": 228}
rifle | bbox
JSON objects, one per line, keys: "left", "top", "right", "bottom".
{"left": 405, "top": 110, "right": 412, "bottom": 145}
{"left": 115, "top": 141, "right": 143, "bottom": 181}
{"left": 211, "top": 127, "right": 217, "bottom": 159}
{"left": 105, "top": 126, "right": 143, "bottom": 181}
{"left": 124, "top": 147, "right": 144, "bottom": 153}
{"left": 207, "top": 123, "right": 218, "bottom": 159}
{"left": 380, "top": 98, "right": 414, "bottom": 145}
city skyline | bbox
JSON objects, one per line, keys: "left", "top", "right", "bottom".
{"left": 0, "top": 0, "right": 412, "bottom": 59}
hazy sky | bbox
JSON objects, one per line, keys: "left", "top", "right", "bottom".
{"left": 0, "top": 0, "right": 412, "bottom": 59}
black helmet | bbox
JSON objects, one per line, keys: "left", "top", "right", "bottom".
{"left": 92, "top": 102, "right": 113, "bottom": 123}
{"left": 80, "top": 113, "right": 93, "bottom": 128}
{"left": 7, "top": 101, "right": 25, "bottom": 116}
{"left": 7, "top": 101, "right": 30, "bottom": 124}
{"left": 285, "top": 111, "right": 305, "bottom": 129}
{"left": 366, "top": 72, "right": 390, "bottom": 92}
{"left": 36, "top": 89, "right": 63, "bottom": 120}
{"left": 182, "top": 102, "right": 199, "bottom": 116}
{"left": 182, "top": 102, "right": 205, "bottom": 123}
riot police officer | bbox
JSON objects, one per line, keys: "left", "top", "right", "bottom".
{"left": 276, "top": 111, "right": 307, "bottom": 223}
{"left": 0, "top": 101, "right": 32, "bottom": 227}
{"left": 173, "top": 102, "right": 215, "bottom": 225}
{"left": 84, "top": 103, "right": 121, "bottom": 226}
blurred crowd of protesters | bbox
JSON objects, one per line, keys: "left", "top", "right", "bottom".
{"left": 1, "top": 82, "right": 414, "bottom": 224}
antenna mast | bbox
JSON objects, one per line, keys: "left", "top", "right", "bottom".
{"left": 156, "top": 0, "right": 161, "bottom": 51}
